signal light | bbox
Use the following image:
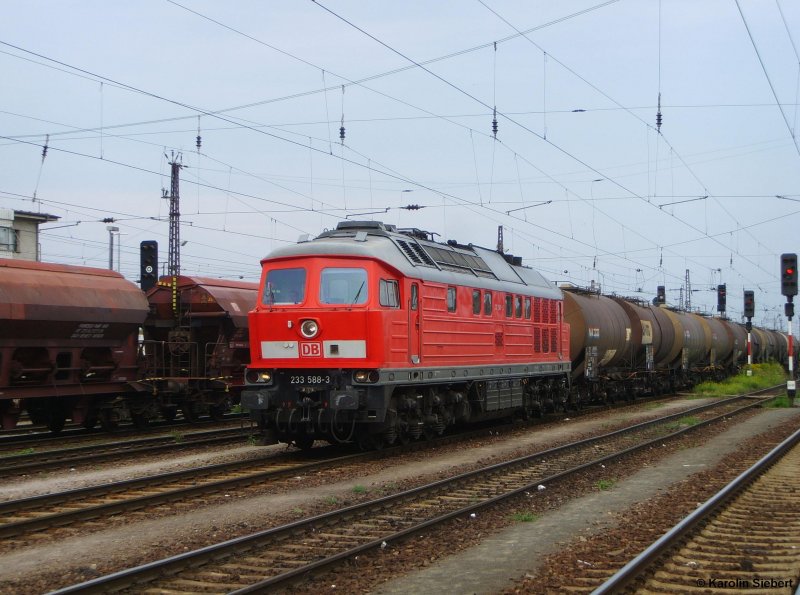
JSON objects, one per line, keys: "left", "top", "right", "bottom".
{"left": 656, "top": 285, "right": 665, "bottom": 305}
{"left": 140, "top": 240, "right": 159, "bottom": 292}
{"left": 716, "top": 284, "right": 726, "bottom": 313}
{"left": 781, "top": 253, "right": 798, "bottom": 297}
{"left": 743, "top": 290, "right": 755, "bottom": 319}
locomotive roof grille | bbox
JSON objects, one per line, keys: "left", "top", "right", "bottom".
{"left": 395, "top": 238, "right": 437, "bottom": 267}
{"left": 393, "top": 237, "right": 497, "bottom": 279}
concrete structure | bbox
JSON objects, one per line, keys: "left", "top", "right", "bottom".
{"left": 0, "top": 208, "right": 59, "bottom": 261}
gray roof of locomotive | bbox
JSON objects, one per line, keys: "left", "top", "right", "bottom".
{"left": 262, "top": 221, "right": 562, "bottom": 300}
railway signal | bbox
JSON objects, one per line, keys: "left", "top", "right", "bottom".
{"left": 655, "top": 285, "right": 665, "bottom": 305}
{"left": 781, "top": 253, "right": 797, "bottom": 296}
{"left": 140, "top": 240, "right": 159, "bottom": 292}
{"left": 780, "top": 253, "right": 796, "bottom": 404}
{"left": 716, "top": 284, "right": 726, "bottom": 314}
{"left": 743, "top": 290, "right": 755, "bottom": 319}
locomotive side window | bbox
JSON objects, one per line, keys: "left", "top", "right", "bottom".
{"left": 483, "top": 291, "right": 492, "bottom": 315}
{"left": 505, "top": 294, "right": 513, "bottom": 317}
{"left": 379, "top": 279, "right": 400, "bottom": 308}
{"left": 514, "top": 295, "right": 522, "bottom": 318}
{"left": 447, "top": 286, "right": 457, "bottom": 313}
{"left": 320, "top": 268, "right": 368, "bottom": 305}
{"left": 524, "top": 297, "right": 531, "bottom": 319}
{"left": 411, "top": 283, "right": 418, "bottom": 311}
{"left": 472, "top": 290, "right": 481, "bottom": 315}
{"left": 263, "top": 268, "right": 306, "bottom": 305}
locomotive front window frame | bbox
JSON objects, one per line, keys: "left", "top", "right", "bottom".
{"left": 263, "top": 267, "right": 306, "bottom": 305}
{"left": 320, "top": 267, "right": 368, "bottom": 305}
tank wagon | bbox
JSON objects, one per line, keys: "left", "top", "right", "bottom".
{"left": 0, "top": 259, "right": 148, "bottom": 431}
{"left": 242, "top": 221, "right": 571, "bottom": 449}
{"left": 135, "top": 275, "right": 258, "bottom": 425}
{"left": 563, "top": 289, "right": 750, "bottom": 402}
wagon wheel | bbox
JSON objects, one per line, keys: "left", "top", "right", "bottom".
{"left": 131, "top": 411, "right": 150, "bottom": 429}
{"left": 209, "top": 404, "right": 226, "bottom": 422}
{"left": 47, "top": 412, "right": 67, "bottom": 434}
{"left": 181, "top": 401, "right": 201, "bottom": 423}
{"left": 160, "top": 406, "right": 177, "bottom": 423}
{"left": 99, "top": 409, "right": 119, "bottom": 432}
{"left": 82, "top": 410, "right": 99, "bottom": 430}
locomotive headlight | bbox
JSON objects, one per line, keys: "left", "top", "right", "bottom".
{"left": 245, "top": 369, "right": 273, "bottom": 384}
{"left": 353, "top": 370, "right": 380, "bottom": 383}
{"left": 300, "top": 319, "right": 319, "bottom": 338}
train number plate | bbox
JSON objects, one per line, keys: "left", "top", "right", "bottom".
{"left": 289, "top": 374, "right": 332, "bottom": 386}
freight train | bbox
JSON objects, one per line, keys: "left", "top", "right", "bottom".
{"left": 0, "top": 258, "right": 257, "bottom": 432}
{"left": 241, "top": 220, "right": 792, "bottom": 449}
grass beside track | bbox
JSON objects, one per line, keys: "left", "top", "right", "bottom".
{"left": 693, "top": 363, "right": 789, "bottom": 405}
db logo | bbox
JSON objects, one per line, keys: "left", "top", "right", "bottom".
{"left": 300, "top": 342, "right": 322, "bottom": 357}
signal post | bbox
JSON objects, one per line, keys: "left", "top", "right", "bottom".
{"left": 781, "top": 253, "right": 797, "bottom": 405}
{"left": 743, "top": 290, "right": 754, "bottom": 377}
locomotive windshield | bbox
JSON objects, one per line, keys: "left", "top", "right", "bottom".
{"left": 320, "top": 267, "right": 368, "bottom": 305}
{"left": 263, "top": 268, "right": 306, "bottom": 305}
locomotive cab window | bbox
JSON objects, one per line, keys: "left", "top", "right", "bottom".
{"left": 514, "top": 295, "right": 522, "bottom": 318}
{"left": 483, "top": 291, "right": 492, "bottom": 315}
{"left": 524, "top": 297, "right": 531, "bottom": 319}
{"left": 263, "top": 268, "right": 306, "bottom": 305}
{"left": 447, "top": 286, "right": 457, "bottom": 313}
{"left": 379, "top": 279, "right": 400, "bottom": 308}
{"left": 505, "top": 294, "right": 513, "bottom": 317}
{"left": 411, "top": 283, "right": 418, "bottom": 311}
{"left": 472, "top": 290, "right": 481, "bottom": 315}
{"left": 320, "top": 267, "right": 368, "bottom": 305}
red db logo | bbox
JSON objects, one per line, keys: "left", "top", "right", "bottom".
{"left": 300, "top": 342, "right": 322, "bottom": 357}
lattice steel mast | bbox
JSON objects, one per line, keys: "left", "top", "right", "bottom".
{"left": 164, "top": 155, "right": 183, "bottom": 277}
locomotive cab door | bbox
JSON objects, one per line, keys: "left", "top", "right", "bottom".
{"left": 409, "top": 282, "right": 421, "bottom": 364}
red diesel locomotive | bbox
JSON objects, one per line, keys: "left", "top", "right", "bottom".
{"left": 242, "top": 221, "right": 571, "bottom": 449}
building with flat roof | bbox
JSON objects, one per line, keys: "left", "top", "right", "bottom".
{"left": 0, "top": 208, "right": 60, "bottom": 261}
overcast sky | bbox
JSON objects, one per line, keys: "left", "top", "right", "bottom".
{"left": 2, "top": 0, "right": 799, "bottom": 329}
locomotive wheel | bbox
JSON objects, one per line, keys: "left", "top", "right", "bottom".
{"left": 293, "top": 433, "right": 315, "bottom": 450}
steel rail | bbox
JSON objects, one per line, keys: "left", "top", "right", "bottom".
{"left": 591, "top": 424, "right": 800, "bottom": 595}
{"left": 0, "top": 427, "right": 254, "bottom": 476}
{"left": 50, "top": 395, "right": 767, "bottom": 594}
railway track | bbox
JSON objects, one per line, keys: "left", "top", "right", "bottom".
{"left": 0, "top": 413, "right": 250, "bottom": 450}
{"left": 0, "top": 425, "right": 257, "bottom": 477}
{"left": 593, "top": 425, "right": 800, "bottom": 594}
{"left": 48, "top": 394, "right": 768, "bottom": 594}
